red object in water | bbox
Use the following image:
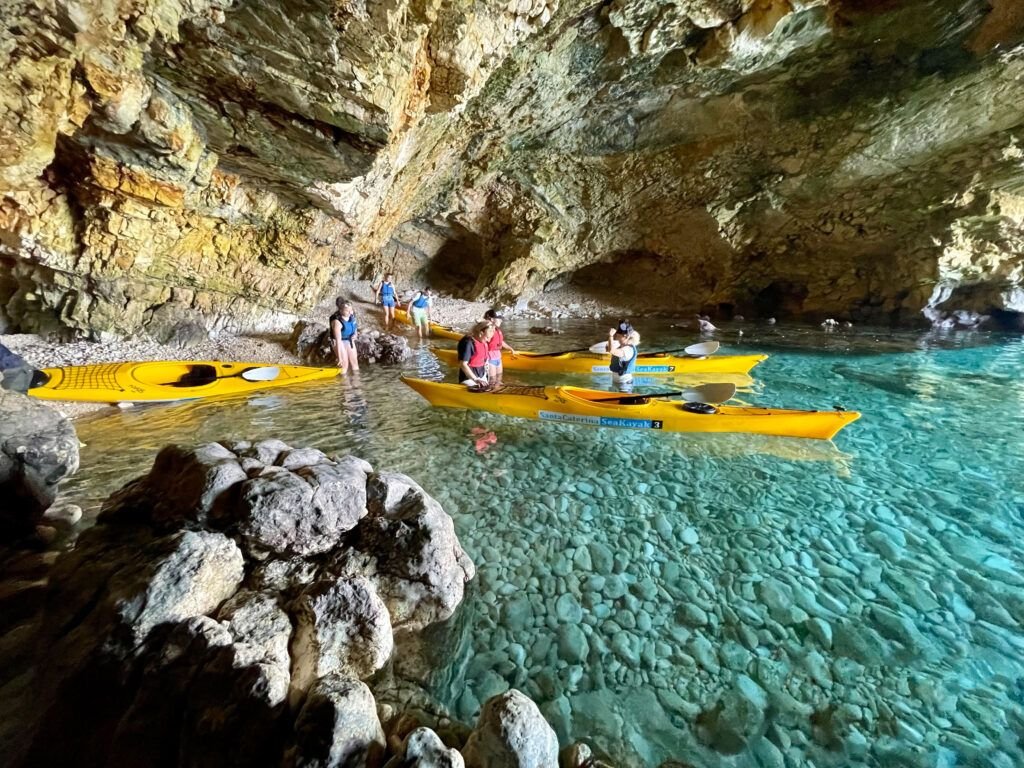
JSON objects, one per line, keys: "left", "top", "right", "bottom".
{"left": 471, "top": 427, "right": 498, "bottom": 453}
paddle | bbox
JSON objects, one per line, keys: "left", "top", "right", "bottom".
{"left": 591, "top": 383, "right": 737, "bottom": 405}
{"left": 169, "top": 365, "right": 281, "bottom": 387}
{"left": 585, "top": 341, "right": 720, "bottom": 357}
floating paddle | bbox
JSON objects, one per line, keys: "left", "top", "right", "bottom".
{"left": 169, "top": 365, "right": 281, "bottom": 387}
{"left": 591, "top": 382, "right": 737, "bottom": 405}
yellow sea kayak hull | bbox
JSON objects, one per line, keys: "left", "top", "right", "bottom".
{"left": 393, "top": 308, "right": 463, "bottom": 340}
{"left": 402, "top": 377, "right": 859, "bottom": 440}
{"left": 28, "top": 361, "right": 339, "bottom": 403}
{"left": 432, "top": 347, "right": 767, "bottom": 375}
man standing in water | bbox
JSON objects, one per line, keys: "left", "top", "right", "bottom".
{"left": 406, "top": 288, "right": 433, "bottom": 339}
{"left": 607, "top": 320, "right": 640, "bottom": 391}
{"left": 374, "top": 273, "right": 398, "bottom": 330}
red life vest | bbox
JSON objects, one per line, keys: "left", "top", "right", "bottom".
{"left": 487, "top": 327, "right": 504, "bottom": 353}
{"left": 468, "top": 337, "right": 490, "bottom": 367}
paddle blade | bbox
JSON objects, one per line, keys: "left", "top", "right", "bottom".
{"left": 240, "top": 366, "right": 281, "bottom": 381}
{"left": 678, "top": 383, "right": 736, "bottom": 404}
{"left": 589, "top": 341, "right": 613, "bottom": 353}
{"left": 684, "top": 341, "right": 720, "bottom": 357}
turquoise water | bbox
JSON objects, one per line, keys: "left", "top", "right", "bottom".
{"left": 63, "top": 322, "right": 1024, "bottom": 767}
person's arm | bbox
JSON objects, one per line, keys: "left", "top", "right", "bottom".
{"left": 405, "top": 295, "right": 415, "bottom": 314}
{"left": 351, "top": 318, "right": 358, "bottom": 341}
{"left": 331, "top": 320, "right": 343, "bottom": 365}
{"left": 426, "top": 298, "right": 432, "bottom": 323}
{"left": 502, "top": 339, "right": 517, "bottom": 356}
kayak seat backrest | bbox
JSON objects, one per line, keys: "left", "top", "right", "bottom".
{"left": 172, "top": 364, "right": 218, "bottom": 387}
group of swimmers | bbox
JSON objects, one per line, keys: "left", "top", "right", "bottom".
{"left": 330, "top": 274, "right": 642, "bottom": 388}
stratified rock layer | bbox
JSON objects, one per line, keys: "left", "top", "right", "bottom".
{"left": 2, "top": 0, "right": 1024, "bottom": 334}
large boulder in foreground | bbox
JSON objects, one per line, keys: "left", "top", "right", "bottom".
{"left": 18, "top": 440, "right": 476, "bottom": 768}
{"left": 0, "top": 388, "right": 79, "bottom": 537}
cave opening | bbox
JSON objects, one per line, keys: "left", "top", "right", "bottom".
{"left": 753, "top": 280, "right": 810, "bottom": 318}
{"left": 424, "top": 225, "right": 487, "bottom": 296}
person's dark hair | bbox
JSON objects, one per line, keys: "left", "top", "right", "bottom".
{"left": 616, "top": 320, "right": 633, "bottom": 335}
{"left": 335, "top": 296, "right": 346, "bottom": 310}
{"left": 484, "top": 309, "right": 503, "bottom": 320}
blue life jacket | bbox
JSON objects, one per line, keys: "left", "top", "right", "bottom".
{"left": 380, "top": 282, "right": 395, "bottom": 300}
{"left": 412, "top": 293, "right": 430, "bottom": 309}
{"left": 610, "top": 346, "right": 637, "bottom": 376}
{"left": 331, "top": 312, "right": 358, "bottom": 340}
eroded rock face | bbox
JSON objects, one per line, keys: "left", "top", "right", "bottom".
{"left": 0, "top": 389, "right": 80, "bottom": 536}
{"left": 3, "top": 0, "right": 1024, "bottom": 335}
{"left": 17, "top": 440, "right": 479, "bottom": 768}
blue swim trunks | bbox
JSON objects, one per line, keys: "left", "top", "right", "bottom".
{"left": 381, "top": 298, "right": 396, "bottom": 308}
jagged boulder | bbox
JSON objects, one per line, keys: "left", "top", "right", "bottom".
{"left": 17, "top": 440, "right": 477, "bottom": 768}
{"left": 462, "top": 690, "right": 560, "bottom": 768}
{"left": 0, "top": 388, "right": 79, "bottom": 537}
{"left": 336, "top": 472, "right": 476, "bottom": 632}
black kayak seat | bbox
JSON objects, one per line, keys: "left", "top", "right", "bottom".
{"left": 171, "top": 364, "right": 219, "bottom": 387}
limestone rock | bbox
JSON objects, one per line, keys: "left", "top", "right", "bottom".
{"left": 289, "top": 576, "right": 394, "bottom": 697}
{"left": 462, "top": 689, "right": 559, "bottom": 768}
{"left": 236, "top": 456, "right": 370, "bottom": 556}
{"left": 288, "top": 674, "right": 386, "bottom": 768}
{"left": 386, "top": 727, "right": 465, "bottom": 768}
{"left": 340, "top": 477, "right": 476, "bottom": 631}
{"left": 0, "top": 388, "right": 79, "bottom": 536}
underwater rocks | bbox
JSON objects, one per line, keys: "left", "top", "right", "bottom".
{"left": 0, "top": 389, "right": 80, "bottom": 538}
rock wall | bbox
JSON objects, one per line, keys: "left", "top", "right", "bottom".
{"left": 2, "top": 0, "right": 1024, "bottom": 337}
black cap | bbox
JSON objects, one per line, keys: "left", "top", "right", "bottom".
{"left": 616, "top": 320, "right": 633, "bottom": 334}
{"left": 484, "top": 309, "right": 503, "bottom": 319}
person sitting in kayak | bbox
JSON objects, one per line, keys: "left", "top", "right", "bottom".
{"left": 374, "top": 273, "right": 398, "bottom": 331}
{"left": 483, "top": 308, "right": 517, "bottom": 386}
{"left": 458, "top": 321, "right": 495, "bottom": 388}
{"left": 406, "top": 288, "right": 433, "bottom": 339}
{"left": 330, "top": 299, "right": 360, "bottom": 374}
{"left": 607, "top": 320, "right": 640, "bottom": 390}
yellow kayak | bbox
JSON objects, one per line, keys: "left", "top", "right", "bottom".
{"left": 28, "top": 361, "right": 339, "bottom": 403}
{"left": 402, "top": 377, "right": 859, "bottom": 440}
{"left": 393, "top": 308, "right": 462, "bottom": 340}
{"left": 432, "top": 347, "right": 767, "bottom": 375}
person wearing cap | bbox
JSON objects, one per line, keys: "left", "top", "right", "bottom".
{"left": 457, "top": 321, "right": 495, "bottom": 387}
{"left": 607, "top": 320, "right": 640, "bottom": 390}
{"left": 483, "top": 309, "right": 517, "bottom": 386}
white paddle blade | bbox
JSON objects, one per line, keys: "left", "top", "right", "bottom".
{"left": 589, "top": 341, "right": 615, "bottom": 353}
{"left": 679, "top": 383, "right": 736, "bottom": 404}
{"left": 241, "top": 366, "right": 281, "bottom": 382}
{"left": 684, "top": 341, "right": 720, "bottom": 357}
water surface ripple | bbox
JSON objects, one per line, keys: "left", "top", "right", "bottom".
{"left": 64, "top": 322, "right": 1024, "bottom": 767}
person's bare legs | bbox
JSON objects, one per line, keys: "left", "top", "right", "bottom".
{"left": 346, "top": 342, "right": 360, "bottom": 371}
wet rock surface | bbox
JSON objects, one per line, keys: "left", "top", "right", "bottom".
{"left": 290, "top": 321, "right": 413, "bottom": 366}
{"left": 0, "top": 389, "right": 80, "bottom": 537}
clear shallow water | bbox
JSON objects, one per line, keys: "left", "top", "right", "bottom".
{"left": 63, "top": 322, "right": 1024, "bottom": 767}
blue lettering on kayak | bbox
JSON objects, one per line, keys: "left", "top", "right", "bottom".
{"left": 539, "top": 411, "right": 663, "bottom": 430}
{"left": 590, "top": 365, "right": 676, "bottom": 373}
